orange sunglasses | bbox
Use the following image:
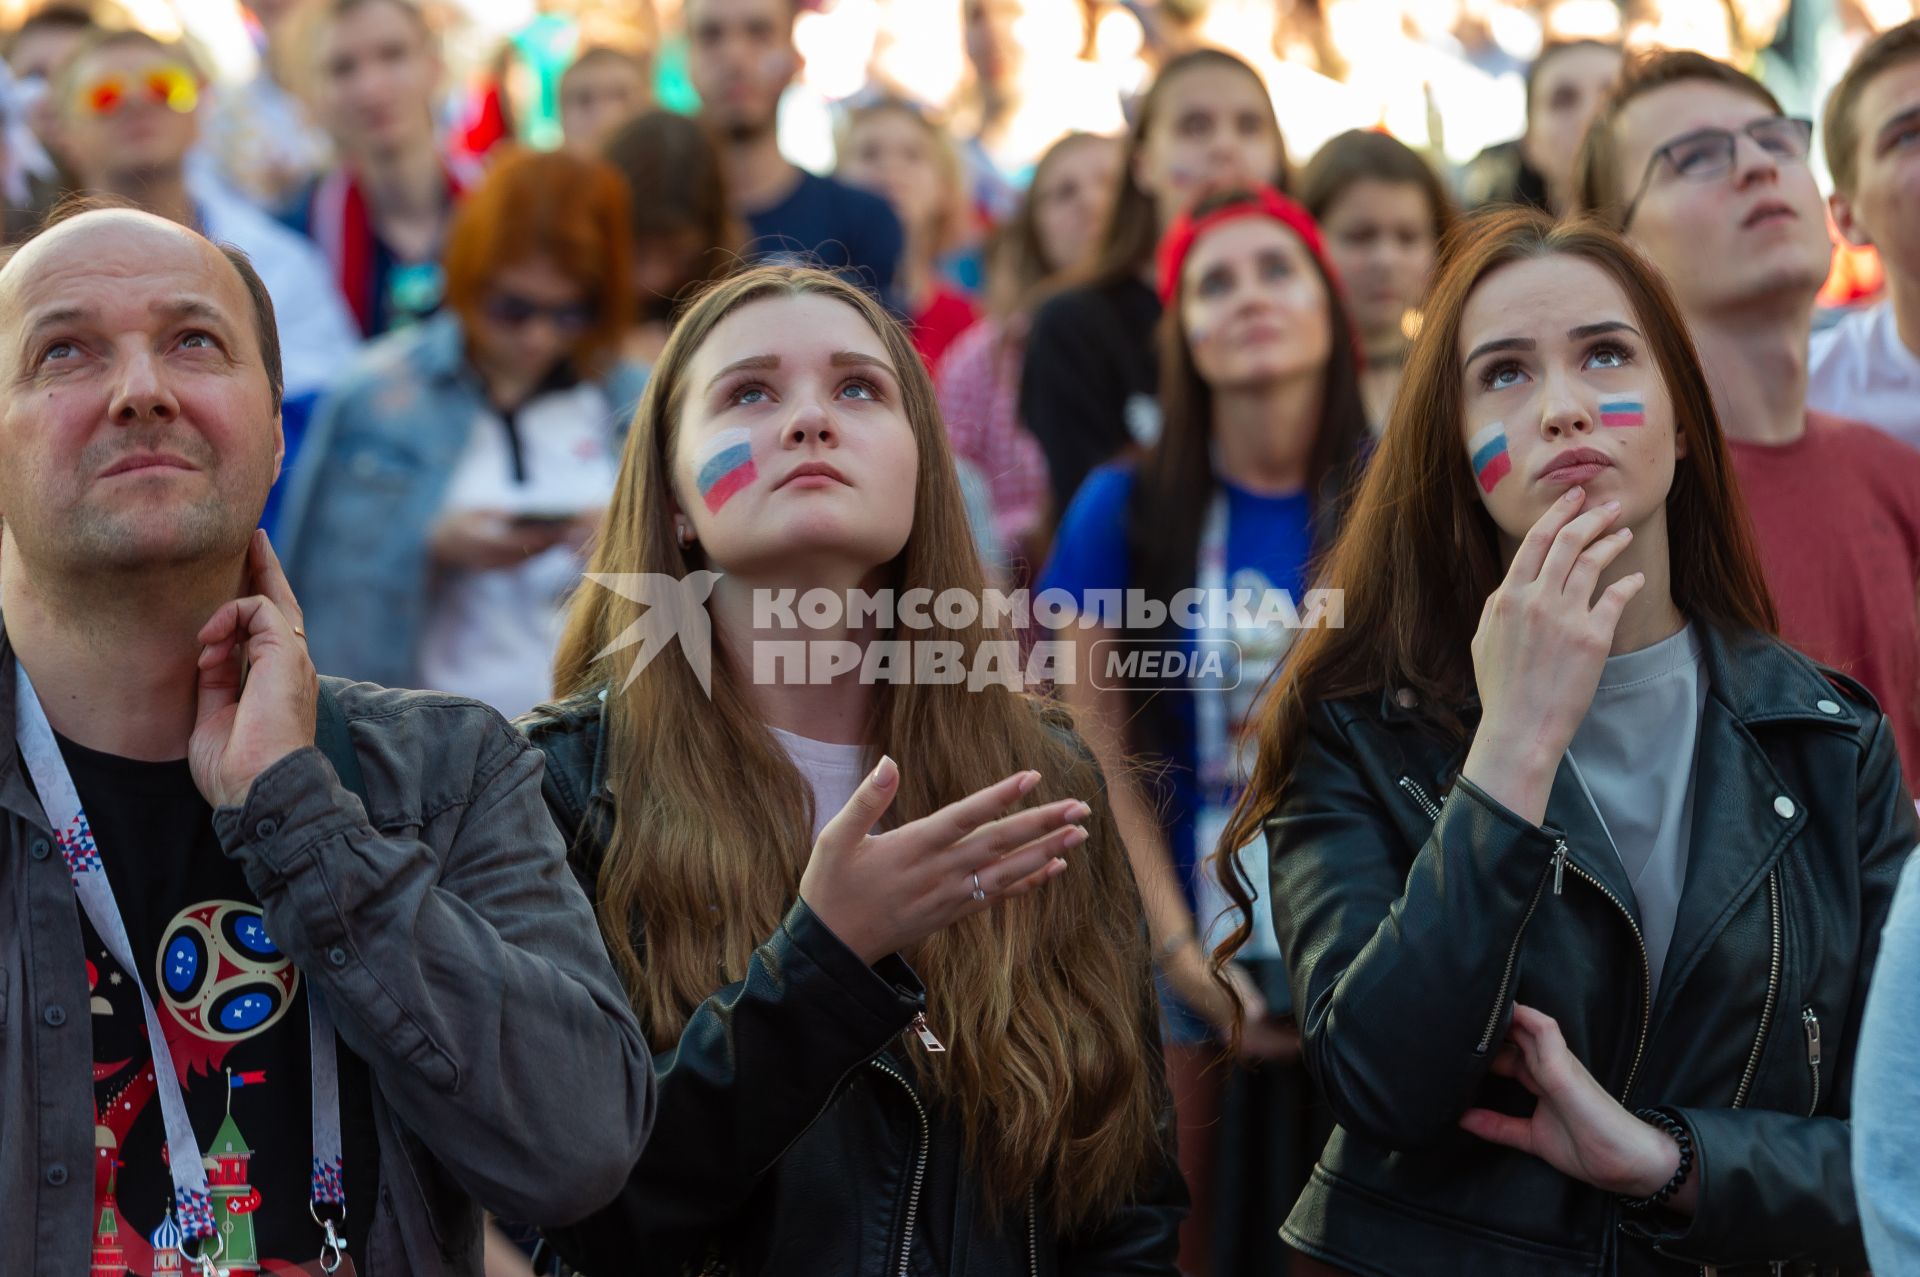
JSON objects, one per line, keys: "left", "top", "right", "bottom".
{"left": 78, "top": 64, "right": 199, "bottom": 117}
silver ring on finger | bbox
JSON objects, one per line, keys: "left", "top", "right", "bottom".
{"left": 971, "top": 872, "right": 986, "bottom": 902}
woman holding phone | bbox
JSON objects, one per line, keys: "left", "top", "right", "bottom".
{"left": 1211, "top": 209, "right": 1914, "bottom": 1275}
{"left": 521, "top": 263, "right": 1182, "bottom": 1276}
{"left": 280, "top": 148, "right": 646, "bottom": 715}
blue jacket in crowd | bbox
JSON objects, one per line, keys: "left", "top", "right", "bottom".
{"left": 276, "top": 312, "right": 648, "bottom": 690}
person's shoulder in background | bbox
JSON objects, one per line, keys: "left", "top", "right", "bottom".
{"left": 1808, "top": 300, "right": 1920, "bottom": 450}
{"left": 1038, "top": 462, "right": 1138, "bottom": 597}
{"left": 1803, "top": 407, "right": 1920, "bottom": 525}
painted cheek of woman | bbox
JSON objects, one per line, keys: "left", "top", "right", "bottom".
{"left": 693, "top": 426, "right": 760, "bottom": 515}
{"left": 1458, "top": 258, "right": 1684, "bottom": 539}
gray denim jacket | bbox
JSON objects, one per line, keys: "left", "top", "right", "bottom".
{"left": 0, "top": 620, "right": 654, "bottom": 1275}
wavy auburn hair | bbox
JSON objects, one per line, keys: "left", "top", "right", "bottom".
{"left": 552, "top": 264, "right": 1165, "bottom": 1227}
{"left": 1205, "top": 209, "right": 1776, "bottom": 973}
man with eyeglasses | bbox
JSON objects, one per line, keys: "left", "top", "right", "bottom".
{"left": 51, "top": 28, "right": 361, "bottom": 537}
{"left": 1574, "top": 49, "right": 1920, "bottom": 792}
{"left": 1809, "top": 20, "right": 1920, "bottom": 452}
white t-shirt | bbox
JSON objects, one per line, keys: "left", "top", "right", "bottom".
{"left": 417, "top": 381, "right": 619, "bottom": 718}
{"left": 770, "top": 726, "right": 867, "bottom": 841}
{"left": 1808, "top": 300, "right": 1920, "bottom": 450}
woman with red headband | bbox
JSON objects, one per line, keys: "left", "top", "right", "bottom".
{"left": 1040, "top": 185, "right": 1370, "bottom": 1273}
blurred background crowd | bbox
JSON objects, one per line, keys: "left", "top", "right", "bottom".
{"left": 9, "top": 0, "right": 1918, "bottom": 1273}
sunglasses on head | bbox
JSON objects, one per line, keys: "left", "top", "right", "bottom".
{"left": 78, "top": 64, "right": 199, "bottom": 117}
{"left": 483, "top": 292, "right": 597, "bottom": 333}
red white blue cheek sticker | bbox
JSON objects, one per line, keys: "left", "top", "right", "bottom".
{"left": 696, "top": 427, "right": 758, "bottom": 514}
{"left": 1470, "top": 423, "right": 1511, "bottom": 495}
{"left": 1599, "top": 397, "right": 1646, "bottom": 427}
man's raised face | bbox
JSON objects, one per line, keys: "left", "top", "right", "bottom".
{"left": 0, "top": 212, "right": 283, "bottom": 574}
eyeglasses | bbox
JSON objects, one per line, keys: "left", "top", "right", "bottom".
{"left": 482, "top": 292, "right": 597, "bottom": 333}
{"left": 1618, "top": 116, "right": 1813, "bottom": 229}
{"left": 77, "top": 64, "right": 199, "bottom": 117}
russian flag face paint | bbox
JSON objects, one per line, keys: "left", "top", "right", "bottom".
{"left": 695, "top": 426, "right": 758, "bottom": 513}
{"left": 1598, "top": 398, "right": 1645, "bottom": 428}
{"left": 1469, "top": 422, "right": 1511, "bottom": 495}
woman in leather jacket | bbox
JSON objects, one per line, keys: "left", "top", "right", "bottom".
{"left": 1209, "top": 209, "right": 1916, "bottom": 1276}
{"left": 519, "top": 263, "right": 1184, "bottom": 1276}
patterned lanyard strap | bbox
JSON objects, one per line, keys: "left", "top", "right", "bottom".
{"left": 1190, "top": 490, "right": 1236, "bottom": 803}
{"left": 12, "top": 665, "right": 347, "bottom": 1274}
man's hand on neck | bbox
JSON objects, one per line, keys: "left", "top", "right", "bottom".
{"left": 3, "top": 535, "right": 251, "bottom": 763}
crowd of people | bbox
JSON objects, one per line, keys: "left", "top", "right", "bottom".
{"left": 3, "top": 0, "right": 1920, "bottom": 1275}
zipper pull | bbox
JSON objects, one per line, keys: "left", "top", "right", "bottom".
{"left": 1802, "top": 1007, "right": 1821, "bottom": 1067}
{"left": 911, "top": 1012, "right": 946, "bottom": 1053}
{"left": 1552, "top": 840, "right": 1568, "bottom": 896}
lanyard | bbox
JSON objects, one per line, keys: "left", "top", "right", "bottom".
{"left": 13, "top": 665, "right": 347, "bottom": 1273}
{"left": 1191, "top": 491, "right": 1235, "bottom": 801}
{"left": 1188, "top": 490, "right": 1285, "bottom": 962}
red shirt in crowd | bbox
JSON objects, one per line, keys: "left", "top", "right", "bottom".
{"left": 1728, "top": 411, "right": 1920, "bottom": 790}
{"left": 910, "top": 284, "right": 982, "bottom": 370}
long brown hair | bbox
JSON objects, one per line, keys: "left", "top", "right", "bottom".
{"left": 552, "top": 264, "right": 1165, "bottom": 1227}
{"left": 1084, "top": 47, "right": 1288, "bottom": 292}
{"left": 1206, "top": 209, "right": 1776, "bottom": 969}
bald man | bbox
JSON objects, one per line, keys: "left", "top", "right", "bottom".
{"left": 0, "top": 208, "right": 650, "bottom": 1274}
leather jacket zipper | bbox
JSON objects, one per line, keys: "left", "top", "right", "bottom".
{"left": 1733, "top": 871, "right": 1782, "bottom": 1110}
{"left": 1027, "top": 1185, "right": 1039, "bottom": 1277}
{"left": 1556, "top": 855, "right": 1652, "bottom": 1103}
{"left": 1397, "top": 775, "right": 1443, "bottom": 821}
{"left": 1476, "top": 840, "right": 1559, "bottom": 1054}
{"left": 870, "top": 1058, "right": 931, "bottom": 1277}
{"left": 1802, "top": 1006, "right": 1822, "bottom": 1115}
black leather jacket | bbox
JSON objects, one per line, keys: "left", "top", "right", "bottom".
{"left": 1268, "top": 625, "right": 1914, "bottom": 1277}
{"left": 518, "top": 693, "right": 1185, "bottom": 1277}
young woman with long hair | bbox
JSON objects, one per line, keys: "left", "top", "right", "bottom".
{"left": 521, "top": 263, "right": 1182, "bottom": 1276}
{"left": 1019, "top": 47, "right": 1288, "bottom": 513}
{"left": 1211, "top": 209, "right": 1915, "bottom": 1275}
{"left": 837, "top": 97, "right": 983, "bottom": 369}
{"left": 1042, "top": 185, "right": 1370, "bottom": 1275}
{"left": 1298, "top": 129, "right": 1455, "bottom": 433}
{"left": 935, "top": 130, "right": 1121, "bottom": 565}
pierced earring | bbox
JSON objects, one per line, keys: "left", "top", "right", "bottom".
{"left": 676, "top": 521, "right": 695, "bottom": 549}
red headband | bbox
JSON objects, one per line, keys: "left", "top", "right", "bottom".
{"left": 1155, "top": 185, "right": 1334, "bottom": 307}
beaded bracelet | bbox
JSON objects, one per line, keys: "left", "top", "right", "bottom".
{"left": 1619, "top": 1108, "right": 1694, "bottom": 1212}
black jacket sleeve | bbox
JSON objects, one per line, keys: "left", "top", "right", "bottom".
{"left": 1626, "top": 711, "right": 1917, "bottom": 1269}
{"left": 1268, "top": 702, "right": 1567, "bottom": 1149}
{"left": 544, "top": 899, "right": 925, "bottom": 1275}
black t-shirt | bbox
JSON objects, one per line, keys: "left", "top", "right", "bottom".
{"left": 1017, "top": 276, "right": 1163, "bottom": 513}
{"left": 744, "top": 169, "right": 905, "bottom": 308}
{"left": 61, "top": 734, "right": 380, "bottom": 1273}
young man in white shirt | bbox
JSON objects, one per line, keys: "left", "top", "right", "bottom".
{"left": 1809, "top": 20, "right": 1920, "bottom": 447}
